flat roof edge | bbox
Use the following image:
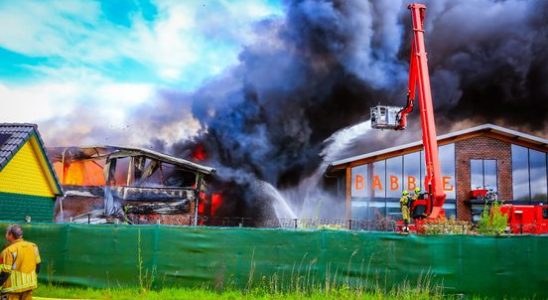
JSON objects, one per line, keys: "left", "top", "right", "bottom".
{"left": 328, "top": 123, "right": 547, "bottom": 168}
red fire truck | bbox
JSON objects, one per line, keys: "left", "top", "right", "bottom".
{"left": 371, "top": 3, "right": 445, "bottom": 232}
{"left": 500, "top": 204, "right": 548, "bottom": 234}
{"left": 370, "top": 3, "right": 548, "bottom": 234}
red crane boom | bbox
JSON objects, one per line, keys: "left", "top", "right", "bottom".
{"left": 370, "top": 3, "right": 446, "bottom": 221}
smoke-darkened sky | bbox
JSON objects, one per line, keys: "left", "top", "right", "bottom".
{"left": 166, "top": 0, "right": 548, "bottom": 188}
{"left": 1, "top": 0, "right": 547, "bottom": 189}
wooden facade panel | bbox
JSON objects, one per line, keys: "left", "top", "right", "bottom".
{"left": 0, "top": 139, "right": 54, "bottom": 197}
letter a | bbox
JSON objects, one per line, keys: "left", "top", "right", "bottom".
{"left": 372, "top": 175, "right": 383, "bottom": 191}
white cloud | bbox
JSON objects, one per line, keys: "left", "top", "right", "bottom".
{"left": 122, "top": 4, "right": 198, "bottom": 81}
{"left": 0, "top": 81, "right": 177, "bottom": 144}
{"left": 0, "top": 78, "right": 202, "bottom": 147}
{"left": 0, "top": 1, "right": 103, "bottom": 58}
{"left": 0, "top": 79, "right": 132, "bottom": 130}
{"left": 0, "top": 0, "right": 282, "bottom": 83}
{"left": 0, "top": 1, "right": 282, "bottom": 147}
{"left": 0, "top": 82, "right": 78, "bottom": 122}
{"left": 96, "top": 83, "right": 153, "bottom": 106}
{"left": 118, "top": 0, "right": 282, "bottom": 82}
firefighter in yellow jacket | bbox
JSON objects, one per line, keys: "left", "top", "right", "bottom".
{"left": 400, "top": 190, "right": 411, "bottom": 232}
{"left": 0, "top": 225, "right": 41, "bottom": 300}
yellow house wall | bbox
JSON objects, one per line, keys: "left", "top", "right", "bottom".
{"left": 0, "top": 139, "right": 55, "bottom": 197}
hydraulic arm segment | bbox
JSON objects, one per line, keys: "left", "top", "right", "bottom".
{"left": 370, "top": 3, "right": 446, "bottom": 221}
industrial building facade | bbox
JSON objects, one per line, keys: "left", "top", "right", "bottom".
{"left": 326, "top": 124, "right": 548, "bottom": 222}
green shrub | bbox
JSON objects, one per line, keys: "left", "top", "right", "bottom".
{"left": 476, "top": 202, "right": 508, "bottom": 235}
{"left": 423, "top": 216, "right": 472, "bottom": 235}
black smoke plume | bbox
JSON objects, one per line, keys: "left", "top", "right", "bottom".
{"left": 147, "top": 0, "right": 548, "bottom": 219}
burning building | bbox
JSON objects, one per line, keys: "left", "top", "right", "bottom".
{"left": 47, "top": 146, "right": 215, "bottom": 225}
{"left": 31, "top": 1, "right": 547, "bottom": 228}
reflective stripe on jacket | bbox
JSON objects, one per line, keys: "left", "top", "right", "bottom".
{"left": 0, "top": 239, "right": 40, "bottom": 293}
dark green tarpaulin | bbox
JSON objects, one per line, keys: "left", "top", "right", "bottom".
{"left": 0, "top": 223, "right": 546, "bottom": 298}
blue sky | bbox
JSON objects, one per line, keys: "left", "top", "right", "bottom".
{"left": 0, "top": 0, "right": 283, "bottom": 145}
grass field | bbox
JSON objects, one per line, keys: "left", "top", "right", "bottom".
{"left": 33, "top": 284, "right": 449, "bottom": 300}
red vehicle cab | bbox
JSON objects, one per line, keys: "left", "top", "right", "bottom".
{"left": 500, "top": 204, "right": 548, "bottom": 234}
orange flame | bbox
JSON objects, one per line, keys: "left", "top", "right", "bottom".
{"left": 211, "top": 193, "right": 222, "bottom": 216}
{"left": 54, "top": 161, "right": 106, "bottom": 186}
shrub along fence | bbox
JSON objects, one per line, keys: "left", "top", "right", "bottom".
{"left": 0, "top": 223, "right": 546, "bottom": 298}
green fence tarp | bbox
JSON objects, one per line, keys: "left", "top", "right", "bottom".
{"left": 0, "top": 223, "right": 546, "bottom": 298}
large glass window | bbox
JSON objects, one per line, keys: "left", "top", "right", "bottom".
{"left": 370, "top": 160, "right": 386, "bottom": 217}
{"left": 529, "top": 149, "right": 547, "bottom": 202}
{"left": 484, "top": 160, "right": 497, "bottom": 191}
{"left": 386, "top": 156, "right": 403, "bottom": 218}
{"left": 439, "top": 144, "right": 456, "bottom": 217}
{"left": 386, "top": 156, "right": 403, "bottom": 198}
{"left": 511, "top": 145, "right": 548, "bottom": 202}
{"left": 420, "top": 145, "right": 457, "bottom": 198}
{"left": 470, "top": 160, "right": 483, "bottom": 190}
{"left": 350, "top": 143, "right": 458, "bottom": 220}
{"left": 351, "top": 165, "right": 368, "bottom": 198}
{"left": 371, "top": 160, "right": 386, "bottom": 199}
{"left": 351, "top": 162, "right": 387, "bottom": 220}
{"left": 403, "top": 152, "right": 421, "bottom": 191}
{"left": 351, "top": 164, "right": 368, "bottom": 220}
{"left": 439, "top": 144, "right": 456, "bottom": 200}
{"left": 511, "top": 145, "right": 529, "bottom": 200}
{"left": 421, "top": 145, "right": 457, "bottom": 217}
{"left": 470, "top": 159, "right": 497, "bottom": 191}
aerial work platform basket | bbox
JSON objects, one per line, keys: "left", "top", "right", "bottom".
{"left": 370, "top": 105, "right": 402, "bottom": 129}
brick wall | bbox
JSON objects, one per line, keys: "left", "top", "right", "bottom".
{"left": 455, "top": 136, "right": 512, "bottom": 221}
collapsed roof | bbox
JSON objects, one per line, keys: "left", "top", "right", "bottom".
{"left": 47, "top": 145, "right": 215, "bottom": 224}
{"left": 47, "top": 145, "right": 215, "bottom": 175}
